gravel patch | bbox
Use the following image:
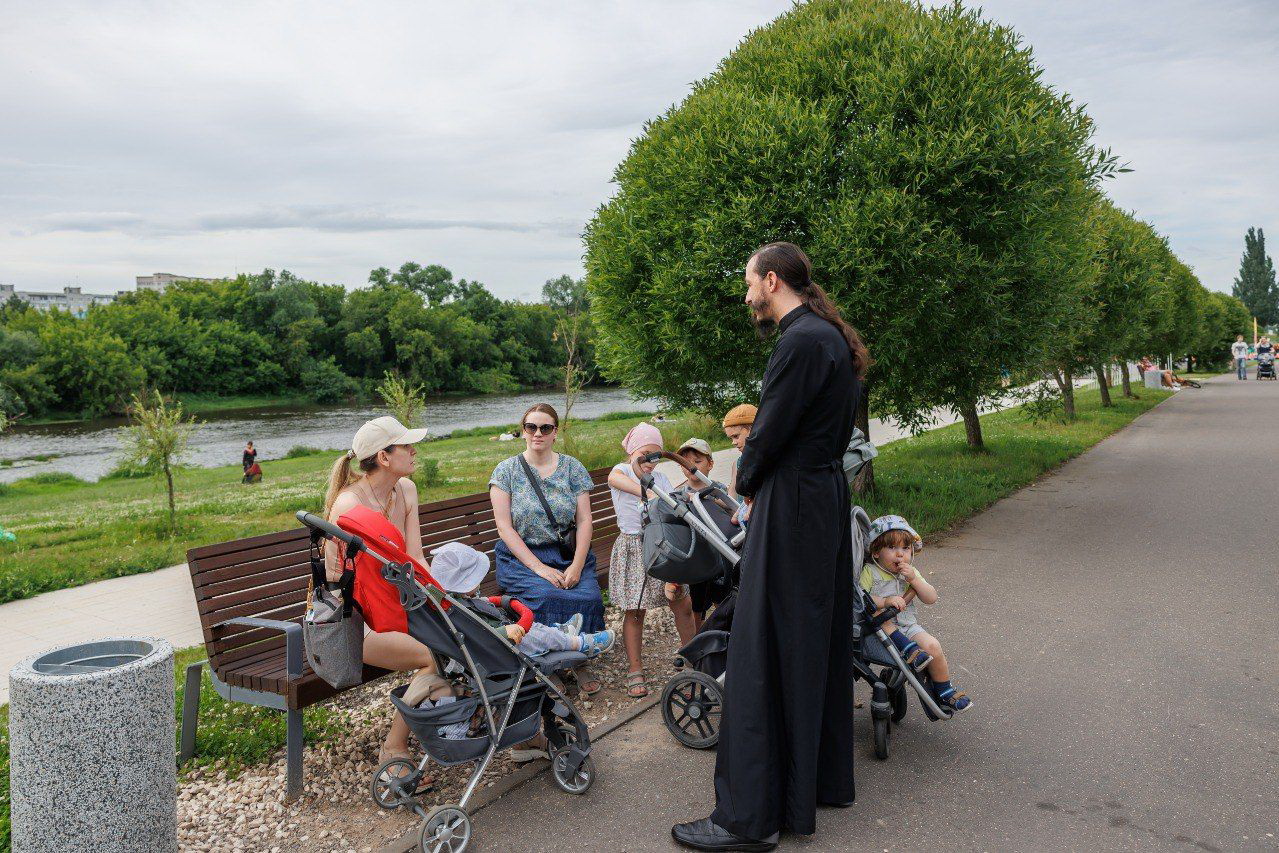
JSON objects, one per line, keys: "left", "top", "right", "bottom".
{"left": 177, "top": 604, "right": 686, "bottom": 852}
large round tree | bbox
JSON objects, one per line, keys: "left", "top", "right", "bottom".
{"left": 585, "top": 0, "right": 1120, "bottom": 447}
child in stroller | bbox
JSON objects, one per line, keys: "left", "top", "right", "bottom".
{"left": 297, "top": 507, "right": 599, "bottom": 853}
{"left": 1257, "top": 351, "right": 1276, "bottom": 380}
{"left": 643, "top": 455, "right": 960, "bottom": 759}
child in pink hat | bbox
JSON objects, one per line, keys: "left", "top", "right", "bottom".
{"left": 606, "top": 422, "right": 698, "bottom": 698}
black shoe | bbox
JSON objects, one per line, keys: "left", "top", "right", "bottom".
{"left": 671, "top": 818, "right": 779, "bottom": 851}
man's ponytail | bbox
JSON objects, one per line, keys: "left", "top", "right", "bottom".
{"left": 750, "top": 241, "right": 872, "bottom": 379}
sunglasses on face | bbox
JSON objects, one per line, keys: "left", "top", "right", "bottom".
{"left": 523, "top": 422, "right": 557, "bottom": 436}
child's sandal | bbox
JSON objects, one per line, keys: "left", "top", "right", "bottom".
{"left": 902, "top": 644, "right": 932, "bottom": 673}
{"left": 625, "top": 671, "right": 649, "bottom": 699}
{"left": 937, "top": 687, "right": 971, "bottom": 712}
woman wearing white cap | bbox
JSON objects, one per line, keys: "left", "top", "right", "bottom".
{"left": 323, "top": 415, "right": 438, "bottom": 773}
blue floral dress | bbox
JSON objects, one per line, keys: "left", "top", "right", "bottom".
{"left": 489, "top": 453, "right": 604, "bottom": 632}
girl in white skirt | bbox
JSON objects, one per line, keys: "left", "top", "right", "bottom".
{"left": 607, "top": 422, "right": 698, "bottom": 697}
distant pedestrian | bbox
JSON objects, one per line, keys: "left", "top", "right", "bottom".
{"left": 1231, "top": 336, "right": 1249, "bottom": 380}
{"left": 242, "top": 441, "right": 257, "bottom": 472}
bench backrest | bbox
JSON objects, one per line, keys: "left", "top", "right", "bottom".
{"left": 187, "top": 467, "right": 621, "bottom": 689}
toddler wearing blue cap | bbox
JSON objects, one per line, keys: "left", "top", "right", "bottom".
{"left": 862, "top": 515, "right": 971, "bottom": 713}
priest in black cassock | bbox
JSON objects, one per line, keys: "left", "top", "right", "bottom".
{"left": 673, "top": 242, "right": 867, "bottom": 852}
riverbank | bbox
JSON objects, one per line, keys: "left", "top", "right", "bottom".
{"left": 0, "top": 410, "right": 720, "bottom": 605}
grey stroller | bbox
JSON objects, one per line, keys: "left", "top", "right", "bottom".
{"left": 297, "top": 510, "right": 595, "bottom": 853}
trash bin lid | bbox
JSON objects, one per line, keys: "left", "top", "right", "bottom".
{"left": 30, "top": 639, "right": 156, "bottom": 676}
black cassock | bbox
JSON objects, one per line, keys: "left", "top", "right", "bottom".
{"left": 710, "top": 305, "right": 859, "bottom": 840}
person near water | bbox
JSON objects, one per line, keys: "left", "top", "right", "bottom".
{"left": 323, "top": 416, "right": 441, "bottom": 779}
{"left": 242, "top": 441, "right": 257, "bottom": 472}
{"left": 673, "top": 242, "right": 868, "bottom": 851}
{"left": 720, "top": 404, "right": 756, "bottom": 500}
{"left": 606, "top": 422, "right": 699, "bottom": 698}
{"left": 1232, "top": 335, "right": 1250, "bottom": 380}
{"left": 489, "top": 402, "right": 607, "bottom": 695}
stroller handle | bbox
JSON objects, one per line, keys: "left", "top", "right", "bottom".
{"left": 297, "top": 510, "right": 365, "bottom": 552}
{"left": 641, "top": 450, "right": 738, "bottom": 506}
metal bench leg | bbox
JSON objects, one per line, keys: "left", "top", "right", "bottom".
{"left": 285, "top": 709, "right": 304, "bottom": 801}
{"left": 179, "top": 661, "right": 204, "bottom": 763}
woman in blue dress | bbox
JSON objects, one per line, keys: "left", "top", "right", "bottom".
{"left": 489, "top": 402, "right": 606, "bottom": 693}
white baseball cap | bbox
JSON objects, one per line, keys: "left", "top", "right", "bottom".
{"left": 350, "top": 416, "right": 429, "bottom": 461}
{"left": 429, "top": 542, "right": 490, "bottom": 593}
{"left": 677, "top": 437, "right": 713, "bottom": 458}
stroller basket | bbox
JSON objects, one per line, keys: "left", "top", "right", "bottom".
{"left": 390, "top": 684, "right": 543, "bottom": 767}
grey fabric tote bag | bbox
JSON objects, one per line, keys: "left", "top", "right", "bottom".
{"left": 303, "top": 532, "right": 365, "bottom": 689}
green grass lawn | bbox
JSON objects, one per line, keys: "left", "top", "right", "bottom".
{"left": 0, "top": 410, "right": 724, "bottom": 605}
{"left": 0, "top": 387, "right": 1171, "bottom": 849}
{"left": 860, "top": 386, "right": 1171, "bottom": 536}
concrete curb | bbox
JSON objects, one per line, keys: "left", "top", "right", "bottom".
{"left": 376, "top": 692, "right": 662, "bottom": 853}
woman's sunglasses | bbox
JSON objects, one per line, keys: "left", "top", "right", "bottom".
{"left": 523, "top": 422, "right": 557, "bottom": 435}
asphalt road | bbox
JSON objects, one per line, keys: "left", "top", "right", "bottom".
{"left": 465, "top": 375, "right": 1279, "bottom": 852}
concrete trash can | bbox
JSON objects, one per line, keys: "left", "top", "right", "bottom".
{"left": 9, "top": 637, "right": 177, "bottom": 853}
{"left": 1143, "top": 368, "right": 1163, "bottom": 389}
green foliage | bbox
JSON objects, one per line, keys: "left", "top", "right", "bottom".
{"left": 15, "top": 471, "right": 85, "bottom": 487}
{"left": 284, "top": 445, "right": 327, "bottom": 458}
{"left": 862, "top": 387, "right": 1171, "bottom": 536}
{"left": 1231, "top": 227, "right": 1278, "bottom": 326}
{"left": 411, "top": 458, "right": 443, "bottom": 489}
{"left": 120, "top": 391, "right": 197, "bottom": 527}
{"left": 377, "top": 372, "right": 427, "bottom": 429}
{"left": 585, "top": 0, "right": 1118, "bottom": 439}
{"left": 0, "top": 264, "right": 593, "bottom": 422}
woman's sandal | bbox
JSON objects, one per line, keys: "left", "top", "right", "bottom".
{"left": 576, "top": 664, "right": 603, "bottom": 696}
{"left": 625, "top": 670, "right": 649, "bottom": 699}
{"left": 509, "top": 733, "right": 550, "bottom": 764}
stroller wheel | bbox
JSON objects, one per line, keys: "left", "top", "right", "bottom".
{"left": 551, "top": 748, "right": 596, "bottom": 794}
{"left": 420, "top": 804, "right": 471, "bottom": 853}
{"left": 873, "top": 715, "right": 890, "bottom": 760}
{"left": 662, "top": 671, "right": 722, "bottom": 749}
{"left": 371, "top": 757, "right": 419, "bottom": 810}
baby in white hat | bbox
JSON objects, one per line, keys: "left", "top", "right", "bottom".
{"left": 429, "top": 542, "right": 615, "bottom": 660}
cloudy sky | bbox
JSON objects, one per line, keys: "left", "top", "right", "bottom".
{"left": 3, "top": 0, "right": 1276, "bottom": 300}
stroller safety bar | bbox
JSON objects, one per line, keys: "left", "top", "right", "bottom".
{"left": 641, "top": 451, "right": 743, "bottom": 513}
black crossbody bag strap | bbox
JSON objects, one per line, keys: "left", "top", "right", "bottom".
{"left": 517, "top": 454, "right": 565, "bottom": 536}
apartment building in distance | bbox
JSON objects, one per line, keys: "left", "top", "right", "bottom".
{"left": 134, "top": 272, "right": 218, "bottom": 293}
{"left": 1, "top": 272, "right": 221, "bottom": 316}
{"left": 0, "top": 284, "right": 116, "bottom": 316}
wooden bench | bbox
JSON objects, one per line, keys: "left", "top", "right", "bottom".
{"left": 180, "top": 467, "right": 622, "bottom": 799}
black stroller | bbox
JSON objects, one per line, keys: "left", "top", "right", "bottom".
{"left": 297, "top": 511, "right": 595, "bottom": 853}
{"left": 642, "top": 456, "right": 953, "bottom": 760}
{"left": 1257, "top": 352, "right": 1276, "bottom": 380}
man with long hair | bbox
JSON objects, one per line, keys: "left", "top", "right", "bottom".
{"left": 673, "top": 242, "right": 867, "bottom": 850}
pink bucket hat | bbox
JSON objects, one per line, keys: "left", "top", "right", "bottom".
{"left": 622, "top": 422, "right": 664, "bottom": 455}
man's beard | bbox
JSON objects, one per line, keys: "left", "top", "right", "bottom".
{"left": 751, "top": 294, "right": 776, "bottom": 338}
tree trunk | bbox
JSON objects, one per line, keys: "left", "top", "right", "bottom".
{"left": 1094, "top": 362, "right": 1112, "bottom": 407}
{"left": 1120, "top": 360, "right": 1136, "bottom": 398}
{"left": 164, "top": 462, "right": 176, "bottom": 529}
{"left": 958, "top": 397, "right": 983, "bottom": 449}
{"left": 1054, "top": 367, "right": 1076, "bottom": 420}
{"left": 852, "top": 378, "right": 874, "bottom": 496}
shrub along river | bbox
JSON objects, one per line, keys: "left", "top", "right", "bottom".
{"left": 0, "top": 386, "right": 654, "bottom": 484}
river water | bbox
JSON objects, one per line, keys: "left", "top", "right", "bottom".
{"left": 0, "top": 387, "right": 655, "bottom": 484}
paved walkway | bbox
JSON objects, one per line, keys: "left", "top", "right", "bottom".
{"left": 460, "top": 374, "right": 1279, "bottom": 851}
{"left": 0, "top": 376, "right": 1104, "bottom": 704}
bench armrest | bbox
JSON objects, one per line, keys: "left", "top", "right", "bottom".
{"left": 216, "top": 617, "right": 304, "bottom": 679}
